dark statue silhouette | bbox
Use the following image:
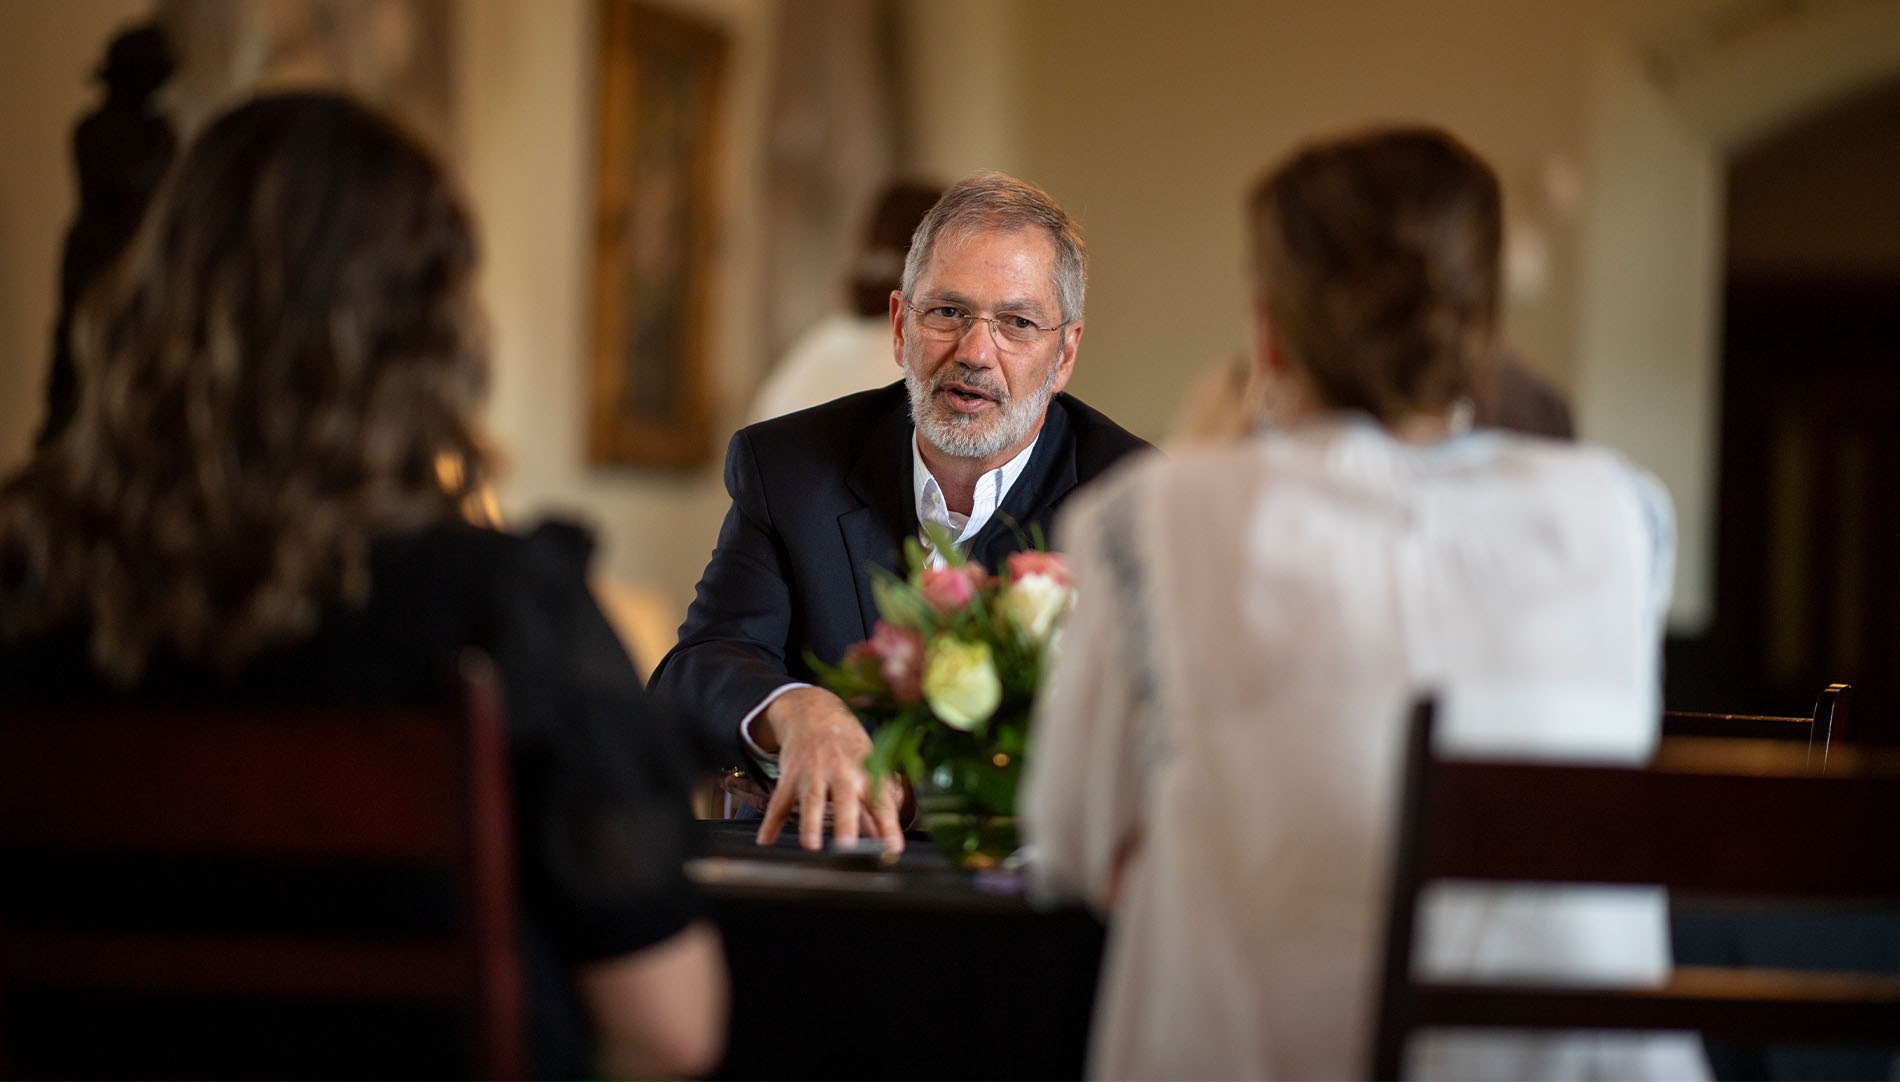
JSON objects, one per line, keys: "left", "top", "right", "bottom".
{"left": 39, "top": 21, "right": 177, "bottom": 448}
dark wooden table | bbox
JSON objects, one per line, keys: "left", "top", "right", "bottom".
{"left": 1672, "top": 901, "right": 1900, "bottom": 1080}
{"left": 693, "top": 828, "right": 1900, "bottom": 1081}
{"left": 691, "top": 820, "right": 1106, "bottom": 1081}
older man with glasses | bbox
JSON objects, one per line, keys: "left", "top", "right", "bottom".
{"left": 651, "top": 173, "right": 1151, "bottom": 853}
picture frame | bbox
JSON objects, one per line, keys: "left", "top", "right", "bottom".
{"left": 588, "top": 0, "right": 728, "bottom": 469}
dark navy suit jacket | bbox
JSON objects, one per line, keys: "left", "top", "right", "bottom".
{"left": 649, "top": 382, "right": 1152, "bottom": 763}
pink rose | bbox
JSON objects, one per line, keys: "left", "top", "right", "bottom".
{"left": 1006, "top": 550, "right": 1071, "bottom": 587}
{"left": 920, "top": 564, "right": 987, "bottom": 614}
{"left": 868, "top": 621, "right": 925, "bottom": 703}
{"left": 837, "top": 640, "right": 885, "bottom": 706}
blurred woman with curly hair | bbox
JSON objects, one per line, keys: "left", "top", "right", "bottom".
{"left": 0, "top": 91, "right": 723, "bottom": 1079}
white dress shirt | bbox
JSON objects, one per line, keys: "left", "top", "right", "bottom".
{"left": 738, "top": 433, "right": 1041, "bottom": 773}
{"left": 910, "top": 431, "right": 1039, "bottom": 567}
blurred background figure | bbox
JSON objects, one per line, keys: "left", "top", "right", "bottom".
{"left": 1166, "top": 352, "right": 1260, "bottom": 446}
{"left": 155, "top": 0, "right": 455, "bottom": 143}
{"left": 0, "top": 92, "right": 724, "bottom": 1080}
{"left": 746, "top": 177, "right": 943, "bottom": 423}
{"left": 1475, "top": 346, "right": 1575, "bottom": 439}
{"left": 1025, "top": 126, "right": 1703, "bottom": 1081}
{"left": 37, "top": 19, "right": 176, "bottom": 449}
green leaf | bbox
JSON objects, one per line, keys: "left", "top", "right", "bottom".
{"left": 871, "top": 567, "right": 932, "bottom": 630}
{"left": 805, "top": 647, "right": 889, "bottom": 707}
{"left": 991, "top": 511, "right": 1030, "bottom": 554}
{"left": 996, "top": 720, "right": 1029, "bottom": 757}
{"left": 865, "top": 713, "right": 915, "bottom": 788}
{"left": 903, "top": 535, "right": 929, "bottom": 579}
{"left": 805, "top": 647, "right": 849, "bottom": 687}
{"left": 896, "top": 719, "right": 929, "bottom": 784}
{"left": 920, "top": 522, "right": 965, "bottom": 566}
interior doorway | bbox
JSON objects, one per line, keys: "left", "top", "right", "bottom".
{"left": 1682, "top": 76, "right": 1900, "bottom": 740}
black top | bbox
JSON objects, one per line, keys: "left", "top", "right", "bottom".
{"left": 650, "top": 382, "right": 1154, "bottom": 763}
{"left": 0, "top": 519, "right": 701, "bottom": 1077}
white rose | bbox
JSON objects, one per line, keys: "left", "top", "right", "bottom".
{"left": 1002, "top": 572, "right": 1073, "bottom": 646}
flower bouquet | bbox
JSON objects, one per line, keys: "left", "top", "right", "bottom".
{"left": 812, "top": 526, "right": 1073, "bottom": 868}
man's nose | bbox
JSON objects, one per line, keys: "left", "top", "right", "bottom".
{"left": 954, "top": 316, "right": 1001, "bottom": 364}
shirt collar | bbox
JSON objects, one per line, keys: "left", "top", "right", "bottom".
{"left": 911, "top": 432, "right": 1040, "bottom": 567}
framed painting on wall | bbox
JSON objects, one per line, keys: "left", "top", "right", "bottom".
{"left": 589, "top": 0, "right": 727, "bottom": 469}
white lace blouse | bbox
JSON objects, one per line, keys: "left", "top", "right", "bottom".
{"left": 1024, "top": 416, "right": 1709, "bottom": 1081}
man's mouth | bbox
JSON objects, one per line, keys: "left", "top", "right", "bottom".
{"left": 938, "top": 381, "right": 999, "bottom": 413}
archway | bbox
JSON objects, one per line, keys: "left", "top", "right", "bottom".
{"left": 1570, "top": 0, "right": 1900, "bottom": 722}
{"left": 1710, "top": 75, "right": 1900, "bottom": 729}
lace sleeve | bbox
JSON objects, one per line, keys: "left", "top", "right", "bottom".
{"left": 1023, "top": 470, "right": 1156, "bottom": 911}
{"left": 492, "top": 523, "right": 703, "bottom": 962}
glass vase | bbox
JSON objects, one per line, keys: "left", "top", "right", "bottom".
{"left": 912, "top": 755, "right": 1021, "bottom": 870}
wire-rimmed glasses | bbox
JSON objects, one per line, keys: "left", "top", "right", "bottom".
{"left": 902, "top": 300, "right": 1066, "bottom": 354}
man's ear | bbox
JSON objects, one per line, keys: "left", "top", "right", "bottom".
{"left": 1051, "top": 319, "right": 1082, "bottom": 395}
{"left": 888, "top": 291, "right": 907, "bottom": 369}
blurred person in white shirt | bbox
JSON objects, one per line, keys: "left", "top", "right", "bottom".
{"left": 748, "top": 180, "right": 943, "bottom": 424}
{"left": 1025, "top": 126, "right": 1708, "bottom": 1082}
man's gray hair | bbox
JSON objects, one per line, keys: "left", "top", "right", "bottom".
{"left": 899, "top": 172, "right": 1086, "bottom": 323}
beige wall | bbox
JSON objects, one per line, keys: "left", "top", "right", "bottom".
{"left": 993, "top": 0, "right": 1900, "bottom": 633}
{"left": 457, "top": 0, "right": 776, "bottom": 614}
{"left": 4, "top": 0, "right": 1897, "bottom": 641}
{"left": 1572, "top": 2, "right": 1900, "bottom": 632}
{"left": 1572, "top": 36, "right": 1724, "bottom": 630}
{"left": 0, "top": 0, "right": 152, "bottom": 474}
{"left": 1011, "top": 0, "right": 1648, "bottom": 436}
{"left": 1004, "top": 0, "right": 1723, "bottom": 617}
{"left": 899, "top": 0, "right": 1024, "bottom": 178}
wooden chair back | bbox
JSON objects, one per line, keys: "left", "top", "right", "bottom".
{"left": 1662, "top": 682, "right": 1852, "bottom": 769}
{"left": 1371, "top": 699, "right": 1900, "bottom": 1080}
{"left": 0, "top": 652, "right": 524, "bottom": 1080}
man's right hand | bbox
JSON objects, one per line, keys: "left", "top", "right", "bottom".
{"left": 754, "top": 686, "right": 905, "bottom": 853}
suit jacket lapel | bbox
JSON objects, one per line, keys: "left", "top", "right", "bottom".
{"left": 970, "top": 397, "right": 1078, "bottom": 569}
{"left": 838, "top": 401, "right": 920, "bottom": 637}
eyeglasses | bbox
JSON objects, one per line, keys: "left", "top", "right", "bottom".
{"left": 903, "top": 300, "right": 1066, "bottom": 353}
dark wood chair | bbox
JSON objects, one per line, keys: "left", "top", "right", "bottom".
{"left": 1662, "top": 682, "right": 1852, "bottom": 769}
{"left": 1371, "top": 699, "right": 1900, "bottom": 1080}
{"left": 0, "top": 652, "right": 524, "bottom": 1080}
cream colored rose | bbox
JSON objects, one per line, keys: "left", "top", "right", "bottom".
{"left": 923, "top": 637, "right": 1002, "bottom": 731}
{"left": 1003, "top": 572, "right": 1073, "bottom": 646}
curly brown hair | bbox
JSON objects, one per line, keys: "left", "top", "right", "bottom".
{"left": 1248, "top": 127, "right": 1501, "bottom": 424}
{"left": 0, "top": 91, "right": 492, "bottom": 683}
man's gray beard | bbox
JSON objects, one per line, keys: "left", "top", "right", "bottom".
{"left": 906, "top": 357, "right": 1061, "bottom": 460}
